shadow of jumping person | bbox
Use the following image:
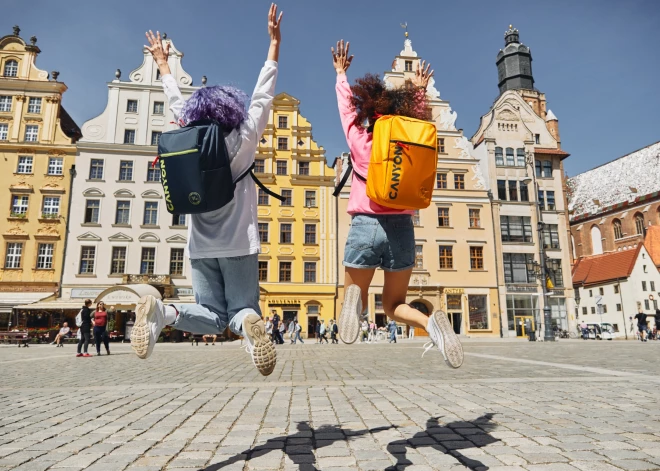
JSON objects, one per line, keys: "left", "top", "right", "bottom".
{"left": 203, "top": 421, "right": 397, "bottom": 471}
{"left": 385, "top": 414, "right": 499, "bottom": 470}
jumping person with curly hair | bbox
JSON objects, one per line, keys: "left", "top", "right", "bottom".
{"left": 333, "top": 40, "right": 463, "bottom": 368}
{"left": 130, "top": 4, "right": 283, "bottom": 376}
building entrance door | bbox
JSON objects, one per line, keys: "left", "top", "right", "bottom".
{"left": 307, "top": 316, "right": 318, "bottom": 339}
{"left": 410, "top": 301, "right": 430, "bottom": 337}
{"left": 515, "top": 316, "right": 535, "bottom": 337}
{"left": 447, "top": 312, "right": 462, "bottom": 335}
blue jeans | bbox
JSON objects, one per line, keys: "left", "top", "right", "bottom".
{"left": 173, "top": 254, "right": 261, "bottom": 336}
{"left": 294, "top": 331, "right": 304, "bottom": 343}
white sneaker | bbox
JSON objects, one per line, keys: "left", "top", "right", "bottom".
{"left": 423, "top": 310, "right": 464, "bottom": 368}
{"left": 242, "top": 313, "right": 276, "bottom": 376}
{"left": 338, "top": 284, "right": 361, "bottom": 344}
{"left": 131, "top": 295, "right": 166, "bottom": 360}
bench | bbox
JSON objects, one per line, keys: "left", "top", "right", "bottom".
{"left": 0, "top": 331, "right": 30, "bottom": 347}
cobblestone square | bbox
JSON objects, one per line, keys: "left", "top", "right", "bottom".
{"left": 1, "top": 339, "right": 660, "bottom": 470}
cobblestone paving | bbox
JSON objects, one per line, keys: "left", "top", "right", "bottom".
{"left": 1, "top": 339, "right": 660, "bottom": 470}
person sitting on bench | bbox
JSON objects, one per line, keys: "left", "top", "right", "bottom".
{"left": 52, "top": 323, "right": 71, "bottom": 347}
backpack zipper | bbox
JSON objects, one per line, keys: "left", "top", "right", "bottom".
{"left": 159, "top": 148, "right": 198, "bottom": 158}
{"left": 390, "top": 139, "right": 436, "bottom": 151}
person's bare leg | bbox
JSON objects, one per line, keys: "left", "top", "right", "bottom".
{"left": 382, "top": 268, "right": 428, "bottom": 329}
{"left": 344, "top": 268, "right": 377, "bottom": 312}
{"left": 339, "top": 268, "right": 376, "bottom": 343}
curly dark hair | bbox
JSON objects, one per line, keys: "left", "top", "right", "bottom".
{"left": 350, "top": 73, "right": 431, "bottom": 129}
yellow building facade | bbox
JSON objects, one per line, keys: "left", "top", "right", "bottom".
{"left": 255, "top": 93, "right": 336, "bottom": 338}
{"left": 0, "top": 26, "right": 81, "bottom": 323}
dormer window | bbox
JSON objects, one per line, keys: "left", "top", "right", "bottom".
{"left": 3, "top": 60, "right": 18, "bottom": 77}
{"left": 404, "top": 60, "right": 413, "bottom": 72}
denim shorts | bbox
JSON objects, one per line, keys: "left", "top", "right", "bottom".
{"left": 343, "top": 214, "right": 415, "bottom": 272}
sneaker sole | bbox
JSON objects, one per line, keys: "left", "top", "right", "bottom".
{"left": 338, "top": 285, "right": 362, "bottom": 344}
{"left": 131, "top": 295, "right": 156, "bottom": 360}
{"left": 243, "top": 314, "right": 277, "bottom": 376}
{"left": 432, "top": 310, "right": 464, "bottom": 368}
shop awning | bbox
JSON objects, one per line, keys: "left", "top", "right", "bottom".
{"left": 14, "top": 301, "right": 84, "bottom": 311}
{"left": 1, "top": 293, "right": 52, "bottom": 314}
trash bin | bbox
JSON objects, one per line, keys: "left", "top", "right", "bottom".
{"left": 528, "top": 331, "right": 536, "bottom": 342}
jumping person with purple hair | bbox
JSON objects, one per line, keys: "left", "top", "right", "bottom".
{"left": 130, "top": 4, "right": 283, "bottom": 376}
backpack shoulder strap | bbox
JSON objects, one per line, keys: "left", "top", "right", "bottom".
{"left": 235, "top": 163, "right": 285, "bottom": 202}
{"left": 332, "top": 158, "right": 366, "bottom": 197}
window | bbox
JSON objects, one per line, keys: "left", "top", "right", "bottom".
{"left": 505, "top": 148, "right": 514, "bottom": 166}
{"left": 542, "top": 161, "right": 552, "bottom": 178}
{"left": 172, "top": 214, "right": 186, "bottom": 226}
{"left": 298, "top": 162, "right": 310, "bottom": 175}
{"left": 598, "top": 288, "right": 604, "bottom": 297}
{"left": 85, "top": 200, "right": 100, "bottom": 224}
{"left": 258, "top": 223, "right": 269, "bottom": 243}
{"left": 153, "top": 101, "right": 164, "bottom": 115}
{"left": 375, "top": 294, "right": 383, "bottom": 310}
{"left": 495, "top": 147, "right": 504, "bottom": 166}
{"left": 651, "top": 281, "right": 656, "bottom": 292}
{"left": 27, "top": 97, "right": 42, "bottom": 114}
{"left": 616, "top": 304, "right": 622, "bottom": 312}
{"left": 110, "top": 247, "right": 126, "bottom": 274}
{"left": 644, "top": 299, "right": 650, "bottom": 310}
{"left": 281, "top": 189, "right": 292, "bottom": 206}
{"left": 89, "top": 159, "right": 104, "bottom": 179}
{"left": 535, "top": 160, "right": 541, "bottom": 178}
{"left": 520, "top": 181, "right": 529, "bottom": 202}
{"left": 468, "top": 295, "right": 489, "bottom": 330}
{"left": 5, "top": 243, "right": 22, "bottom": 268}
{"left": 115, "top": 201, "right": 131, "bottom": 224}
{"left": 614, "top": 284, "right": 620, "bottom": 294}
{"left": 591, "top": 307, "right": 596, "bottom": 314}
{"left": 146, "top": 164, "right": 161, "bottom": 182}
{"left": 589, "top": 290, "right": 592, "bottom": 297}
{"left": 437, "top": 207, "right": 450, "bottom": 227}
{"left": 516, "top": 148, "right": 525, "bottom": 166}
{"left": 437, "top": 173, "right": 447, "bottom": 189}
{"left": 469, "top": 209, "right": 481, "bottom": 228}
{"left": 278, "top": 116, "right": 288, "bottom": 129}
{"left": 254, "top": 159, "right": 265, "bottom": 173}
{"left": 24, "top": 125, "right": 38, "bottom": 142}
{"left": 503, "top": 253, "right": 534, "bottom": 283}
{"left": 535, "top": 134, "right": 540, "bottom": 144}
{"left": 405, "top": 60, "right": 413, "bottom": 72}
{"left": 29, "top": 242, "right": 50, "bottom": 270}
{"left": 500, "top": 216, "right": 533, "bottom": 243}
{"left": 170, "top": 248, "right": 184, "bottom": 276}
{"left": 79, "top": 246, "right": 96, "bottom": 274}
{"left": 3, "top": 60, "right": 18, "bottom": 77}
{"left": 119, "top": 161, "right": 133, "bottom": 181}
{"left": 508, "top": 180, "right": 518, "bottom": 201}
{"left": 547, "top": 259, "right": 563, "bottom": 288}
{"left": 17, "top": 156, "right": 33, "bottom": 174}
{"left": 140, "top": 248, "right": 156, "bottom": 275}
{"left": 276, "top": 160, "right": 287, "bottom": 175}
{"left": 304, "top": 224, "right": 317, "bottom": 244}
{"left": 543, "top": 224, "right": 560, "bottom": 249}
{"left": 123, "top": 130, "right": 135, "bottom": 144}
{"left": 48, "top": 157, "right": 63, "bottom": 175}
{"left": 156, "top": 69, "right": 161, "bottom": 80}
{"left": 582, "top": 307, "right": 587, "bottom": 315}
{"left": 497, "top": 180, "right": 507, "bottom": 200}
{"left": 11, "top": 195, "right": 28, "bottom": 216}
{"left": 279, "top": 261, "right": 292, "bottom": 282}
{"left": 438, "top": 138, "right": 445, "bottom": 153}
{"left": 258, "top": 189, "right": 269, "bottom": 205}
{"left": 538, "top": 190, "right": 545, "bottom": 210}
{"left": 280, "top": 223, "right": 292, "bottom": 243}
{"left": 42, "top": 197, "right": 60, "bottom": 217}
{"left": 258, "top": 261, "right": 268, "bottom": 281}
{"left": 277, "top": 137, "right": 288, "bottom": 150}
{"left": 438, "top": 246, "right": 453, "bottom": 269}
{"left": 151, "top": 131, "right": 162, "bottom": 146}
{"left": 470, "top": 247, "right": 484, "bottom": 270}
{"left": 454, "top": 174, "right": 465, "bottom": 190}
{"left": 415, "top": 245, "right": 424, "bottom": 269}
{"left": 0, "top": 95, "right": 11, "bottom": 112}
{"left": 143, "top": 202, "right": 158, "bottom": 225}
{"left": 305, "top": 190, "right": 316, "bottom": 208}
{"left": 0, "top": 123, "right": 7, "bottom": 140}
{"left": 304, "top": 262, "right": 317, "bottom": 283}
{"left": 642, "top": 281, "right": 647, "bottom": 291}
{"left": 635, "top": 214, "right": 645, "bottom": 235}
{"left": 126, "top": 100, "right": 138, "bottom": 113}
{"left": 412, "top": 209, "right": 421, "bottom": 226}
{"left": 613, "top": 220, "right": 623, "bottom": 239}
{"left": 601, "top": 305, "right": 608, "bottom": 314}
{"left": 546, "top": 191, "right": 555, "bottom": 210}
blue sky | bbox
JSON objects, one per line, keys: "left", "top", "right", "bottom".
{"left": 3, "top": 0, "right": 659, "bottom": 176}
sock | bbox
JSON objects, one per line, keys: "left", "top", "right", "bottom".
{"left": 165, "top": 305, "right": 178, "bottom": 325}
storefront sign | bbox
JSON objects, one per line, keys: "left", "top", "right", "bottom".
{"left": 176, "top": 288, "right": 194, "bottom": 296}
{"left": 507, "top": 284, "right": 539, "bottom": 293}
{"left": 71, "top": 288, "right": 104, "bottom": 299}
{"left": 269, "top": 299, "right": 301, "bottom": 308}
{"left": 100, "top": 291, "right": 140, "bottom": 304}
{"left": 444, "top": 288, "right": 464, "bottom": 295}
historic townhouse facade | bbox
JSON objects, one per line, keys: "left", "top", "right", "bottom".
{"left": 255, "top": 93, "right": 336, "bottom": 338}
{"left": 336, "top": 37, "right": 500, "bottom": 338}
{"left": 470, "top": 26, "right": 576, "bottom": 337}
{"left": 0, "top": 26, "right": 81, "bottom": 326}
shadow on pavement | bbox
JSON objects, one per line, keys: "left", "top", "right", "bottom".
{"left": 203, "top": 414, "right": 498, "bottom": 470}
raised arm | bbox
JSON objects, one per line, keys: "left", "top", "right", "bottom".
{"left": 145, "top": 30, "right": 184, "bottom": 122}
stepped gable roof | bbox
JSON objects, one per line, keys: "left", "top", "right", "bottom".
{"left": 645, "top": 225, "right": 660, "bottom": 268}
{"left": 572, "top": 245, "right": 641, "bottom": 287}
{"left": 567, "top": 141, "right": 660, "bottom": 221}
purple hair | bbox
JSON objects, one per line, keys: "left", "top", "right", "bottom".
{"left": 180, "top": 85, "right": 249, "bottom": 130}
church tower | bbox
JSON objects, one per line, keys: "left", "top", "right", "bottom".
{"left": 496, "top": 25, "right": 534, "bottom": 94}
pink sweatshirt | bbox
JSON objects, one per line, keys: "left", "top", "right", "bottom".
{"left": 336, "top": 74, "right": 414, "bottom": 216}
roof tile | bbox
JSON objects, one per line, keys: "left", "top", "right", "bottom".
{"left": 572, "top": 245, "right": 641, "bottom": 287}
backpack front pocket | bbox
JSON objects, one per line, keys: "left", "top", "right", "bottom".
{"left": 202, "top": 167, "right": 235, "bottom": 211}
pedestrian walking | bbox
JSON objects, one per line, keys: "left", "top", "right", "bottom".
{"left": 388, "top": 320, "right": 397, "bottom": 343}
{"left": 360, "top": 320, "right": 369, "bottom": 343}
{"left": 288, "top": 319, "right": 296, "bottom": 344}
{"left": 634, "top": 310, "right": 648, "bottom": 342}
{"left": 294, "top": 320, "right": 304, "bottom": 344}
{"left": 316, "top": 321, "right": 322, "bottom": 343}
{"left": 265, "top": 317, "right": 273, "bottom": 341}
{"left": 92, "top": 302, "right": 111, "bottom": 356}
{"left": 408, "top": 326, "right": 415, "bottom": 340}
{"left": 319, "top": 320, "right": 328, "bottom": 344}
{"left": 271, "top": 311, "right": 283, "bottom": 344}
{"left": 654, "top": 310, "right": 660, "bottom": 340}
{"left": 76, "top": 299, "right": 93, "bottom": 357}
{"left": 330, "top": 319, "right": 338, "bottom": 344}
{"left": 580, "top": 320, "right": 588, "bottom": 339}
{"left": 130, "top": 5, "right": 284, "bottom": 377}
{"left": 331, "top": 40, "right": 463, "bottom": 368}
{"left": 278, "top": 317, "right": 286, "bottom": 344}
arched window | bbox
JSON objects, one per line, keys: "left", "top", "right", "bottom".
{"left": 495, "top": 147, "right": 504, "bottom": 166}
{"left": 3, "top": 60, "right": 18, "bottom": 77}
{"left": 613, "top": 219, "right": 623, "bottom": 240}
{"left": 506, "top": 148, "right": 514, "bottom": 166}
{"left": 590, "top": 225, "right": 603, "bottom": 255}
{"left": 535, "top": 160, "right": 541, "bottom": 177}
{"left": 635, "top": 213, "right": 645, "bottom": 235}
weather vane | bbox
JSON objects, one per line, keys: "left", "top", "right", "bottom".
{"left": 400, "top": 22, "right": 408, "bottom": 38}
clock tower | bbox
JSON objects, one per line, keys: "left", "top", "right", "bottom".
{"left": 496, "top": 25, "right": 534, "bottom": 94}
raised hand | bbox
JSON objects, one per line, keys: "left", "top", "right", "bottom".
{"left": 331, "top": 39, "right": 354, "bottom": 75}
{"left": 268, "top": 3, "right": 283, "bottom": 44}
{"left": 412, "top": 60, "right": 434, "bottom": 90}
{"left": 145, "top": 30, "right": 171, "bottom": 76}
